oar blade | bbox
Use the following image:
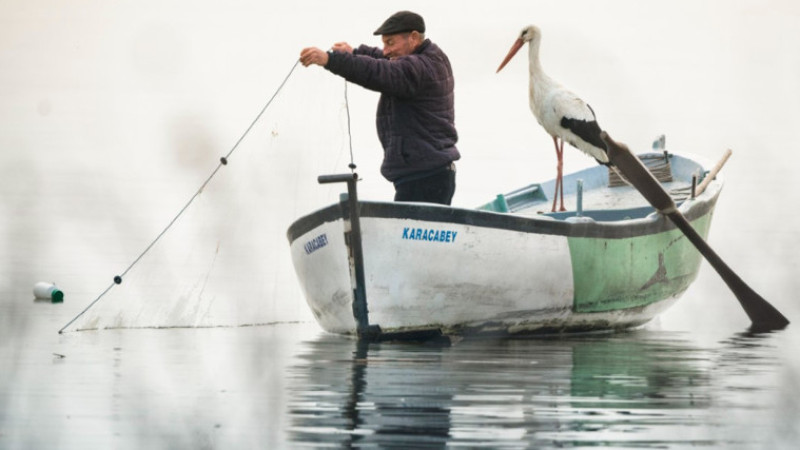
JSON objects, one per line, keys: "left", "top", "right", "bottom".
{"left": 601, "top": 132, "right": 790, "bottom": 332}
{"left": 665, "top": 211, "right": 790, "bottom": 331}
{"left": 734, "top": 285, "right": 790, "bottom": 332}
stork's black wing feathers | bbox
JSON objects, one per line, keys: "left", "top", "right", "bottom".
{"left": 560, "top": 104, "right": 608, "bottom": 165}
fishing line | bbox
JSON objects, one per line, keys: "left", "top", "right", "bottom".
{"left": 59, "top": 59, "right": 301, "bottom": 334}
{"left": 344, "top": 80, "right": 357, "bottom": 172}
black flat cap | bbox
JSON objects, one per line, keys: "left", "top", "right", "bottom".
{"left": 373, "top": 11, "right": 425, "bottom": 35}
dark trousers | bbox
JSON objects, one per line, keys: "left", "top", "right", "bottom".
{"left": 393, "top": 165, "right": 456, "bottom": 205}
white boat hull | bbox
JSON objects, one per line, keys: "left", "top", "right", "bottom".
{"left": 288, "top": 153, "right": 721, "bottom": 337}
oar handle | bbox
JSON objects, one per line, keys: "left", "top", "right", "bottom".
{"left": 602, "top": 133, "right": 677, "bottom": 214}
{"left": 696, "top": 149, "right": 732, "bottom": 197}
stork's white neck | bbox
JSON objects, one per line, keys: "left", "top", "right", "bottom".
{"left": 527, "top": 33, "right": 558, "bottom": 114}
{"left": 527, "top": 34, "right": 543, "bottom": 75}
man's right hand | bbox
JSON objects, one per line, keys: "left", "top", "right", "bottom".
{"left": 300, "top": 47, "right": 329, "bottom": 67}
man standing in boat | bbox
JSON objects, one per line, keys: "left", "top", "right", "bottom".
{"left": 300, "top": 11, "right": 461, "bottom": 205}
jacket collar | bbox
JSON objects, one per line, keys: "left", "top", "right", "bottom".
{"left": 412, "top": 39, "right": 432, "bottom": 55}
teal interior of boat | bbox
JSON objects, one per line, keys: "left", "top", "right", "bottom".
{"left": 476, "top": 152, "right": 705, "bottom": 223}
{"left": 478, "top": 190, "right": 657, "bottom": 222}
{"left": 478, "top": 183, "right": 547, "bottom": 213}
{"left": 547, "top": 205, "right": 657, "bottom": 221}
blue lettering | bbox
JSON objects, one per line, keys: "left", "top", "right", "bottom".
{"left": 400, "top": 227, "right": 460, "bottom": 244}
{"left": 304, "top": 234, "right": 328, "bottom": 255}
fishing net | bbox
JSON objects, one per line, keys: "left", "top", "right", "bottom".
{"left": 62, "top": 63, "right": 385, "bottom": 331}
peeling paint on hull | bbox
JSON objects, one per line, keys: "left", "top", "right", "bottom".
{"left": 568, "top": 214, "right": 711, "bottom": 313}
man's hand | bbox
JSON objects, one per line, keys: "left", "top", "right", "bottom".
{"left": 300, "top": 47, "right": 329, "bottom": 67}
{"left": 331, "top": 42, "right": 353, "bottom": 53}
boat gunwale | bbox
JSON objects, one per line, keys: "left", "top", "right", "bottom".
{"left": 286, "top": 190, "right": 719, "bottom": 244}
{"left": 287, "top": 152, "right": 723, "bottom": 244}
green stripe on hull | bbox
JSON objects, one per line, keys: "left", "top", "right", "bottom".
{"left": 568, "top": 214, "right": 712, "bottom": 313}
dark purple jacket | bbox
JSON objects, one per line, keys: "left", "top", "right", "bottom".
{"left": 325, "top": 39, "right": 460, "bottom": 182}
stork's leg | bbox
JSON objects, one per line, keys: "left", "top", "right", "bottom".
{"left": 551, "top": 137, "right": 567, "bottom": 212}
{"left": 557, "top": 138, "right": 566, "bottom": 212}
{"left": 551, "top": 136, "right": 561, "bottom": 212}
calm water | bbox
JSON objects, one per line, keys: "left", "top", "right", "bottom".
{"left": 290, "top": 328, "right": 800, "bottom": 449}
{"left": 2, "top": 299, "right": 798, "bottom": 449}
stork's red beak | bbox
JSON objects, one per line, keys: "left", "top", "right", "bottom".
{"left": 496, "top": 38, "right": 524, "bottom": 73}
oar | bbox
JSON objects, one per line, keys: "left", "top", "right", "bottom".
{"left": 600, "top": 131, "right": 789, "bottom": 332}
{"left": 696, "top": 148, "right": 732, "bottom": 197}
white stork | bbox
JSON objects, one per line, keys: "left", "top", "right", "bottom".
{"left": 497, "top": 25, "right": 608, "bottom": 212}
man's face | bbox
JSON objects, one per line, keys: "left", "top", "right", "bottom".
{"left": 381, "top": 32, "right": 417, "bottom": 59}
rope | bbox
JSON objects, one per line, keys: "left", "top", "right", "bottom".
{"left": 59, "top": 59, "right": 301, "bottom": 334}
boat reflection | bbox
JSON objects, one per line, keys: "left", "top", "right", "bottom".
{"left": 286, "top": 329, "right": 782, "bottom": 448}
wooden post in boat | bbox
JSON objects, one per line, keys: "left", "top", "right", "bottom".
{"left": 317, "top": 173, "right": 381, "bottom": 340}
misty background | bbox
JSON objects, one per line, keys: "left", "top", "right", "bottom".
{"left": 2, "top": 1, "right": 800, "bottom": 448}
{"left": 2, "top": 0, "right": 799, "bottom": 333}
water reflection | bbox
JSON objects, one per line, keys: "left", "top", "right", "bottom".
{"left": 287, "top": 329, "right": 790, "bottom": 448}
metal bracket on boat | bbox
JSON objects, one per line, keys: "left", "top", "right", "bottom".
{"left": 318, "top": 173, "right": 381, "bottom": 341}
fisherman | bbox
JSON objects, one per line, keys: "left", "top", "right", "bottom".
{"left": 300, "top": 11, "right": 460, "bottom": 205}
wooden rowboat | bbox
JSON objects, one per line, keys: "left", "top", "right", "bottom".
{"left": 286, "top": 150, "right": 722, "bottom": 340}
